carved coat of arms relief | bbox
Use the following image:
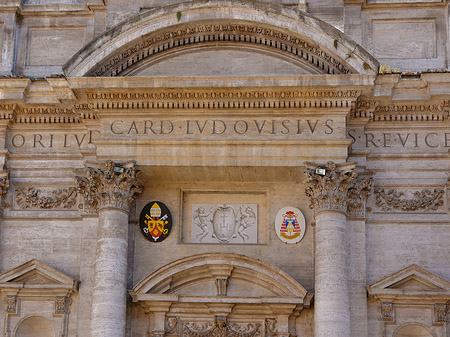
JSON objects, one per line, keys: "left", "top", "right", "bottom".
{"left": 191, "top": 204, "right": 258, "bottom": 244}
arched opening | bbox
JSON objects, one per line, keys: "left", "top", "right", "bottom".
{"left": 15, "top": 316, "right": 55, "bottom": 337}
{"left": 394, "top": 324, "right": 434, "bottom": 337}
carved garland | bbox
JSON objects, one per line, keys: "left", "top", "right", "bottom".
{"left": 15, "top": 187, "right": 77, "bottom": 209}
{"left": 183, "top": 321, "right": 261, "bottom": 337}
{"left": 374, "top": 189, "right": 444, "bottom": 212}
{"left": 89, "top": 22, "right": 352, "bottom": 77}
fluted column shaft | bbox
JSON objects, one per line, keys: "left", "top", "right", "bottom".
{"left": 305, "top": 161, "right": 373, "bottom": 337}
{"left": 77, "top": 161, "right": 143, "bottom": 337}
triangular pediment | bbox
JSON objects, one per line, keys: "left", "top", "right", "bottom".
{"left": 0, "top": 259, "right": 78, "bottom": 291}
{"left": 367, "top": 265, "right": 450, "bottom": 301}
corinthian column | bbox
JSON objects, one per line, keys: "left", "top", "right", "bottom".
{"left": 77, "top": 161, "right": 143, "bottom": 337}
{"left": 305, "top": 161, "right": 372, "bottom": 337}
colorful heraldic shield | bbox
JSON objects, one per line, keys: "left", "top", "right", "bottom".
{"left": 139, "top": 201, "right": 172, "bottom": 243}
{"left": 275, "top": 206, "right": 306, "bottom": 244}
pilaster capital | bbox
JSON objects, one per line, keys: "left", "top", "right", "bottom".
{"left": 304, "top": 161, "right": 373, "bottom": 216}
{"left": 76, "top": 160, "right": 143, "bottom": 214}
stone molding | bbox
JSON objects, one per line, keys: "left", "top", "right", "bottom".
{"left": 374, "top": 188, "right": 445, "bottom": 212}
{"left": 88, "top": 21, "right": 353, "bottom": 77}
{"left": 15, "top": 187, "right": 78, "bottom": 210}
{"left": 76, "top": 160, "right": 143, "bottom": 214}
{"left": 304, "top": 161, "right": 373, "bottom": 215}
{"left": 350, "top": 99, "right": 450, "bottom": 122}
{"left": 86, "top": 88, "right": 361, "bottom": 112}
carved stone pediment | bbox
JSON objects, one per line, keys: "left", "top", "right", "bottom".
{"left": 0, "top": 259, "right": 79, "bottom": 296}
{"left": 367, "top": 264, "right": 450, "bottom": 303}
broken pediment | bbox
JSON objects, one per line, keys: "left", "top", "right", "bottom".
{"left": 0, "top": 259, "right": 79, "bottom": 297}
{"left": 367, "top": 264, "right": 450, "bottom": 303}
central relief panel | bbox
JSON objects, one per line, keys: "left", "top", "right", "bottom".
{"left": 181, "top": 190, "right": 267, "bottom": 244}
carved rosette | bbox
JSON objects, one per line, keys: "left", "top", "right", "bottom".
{"left": 304, "top": 161, "right": 373, "bottom": 216}
{"left": 76, "top": 160, "right": 143, "bottom": 214}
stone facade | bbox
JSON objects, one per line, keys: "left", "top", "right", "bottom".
{"left": 0, "top": 1, "right": 449, "bottom": 337}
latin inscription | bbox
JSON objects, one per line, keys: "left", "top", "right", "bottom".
{"left": 109, "top": 119, "right": 335, "bottom": 136}
{"left": 348, "top": 129, "right": 450, "bottom": 150}
{"left": 8, "top": 131, "right": 98, "bottom": 150}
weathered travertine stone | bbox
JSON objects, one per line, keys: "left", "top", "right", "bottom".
{"left": 305, "top": 161, "right": 372, "bottom": 337}
{"left": 77, "top": 161, "right": 143, "bottom": 337}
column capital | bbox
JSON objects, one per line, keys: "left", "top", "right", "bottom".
{"left": 76, "top": 160, "right": 143, "bottom": 214}
{"left": 304, "top": 161, "right": 373, "bottom": 216}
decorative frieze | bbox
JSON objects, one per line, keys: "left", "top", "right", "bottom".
{"left": 86, "top": 89, "right": 360, "bottom": 111}
{"left": 304, "top": 161, "right": 373, "bottom": 215}
{"left": 183, "top": 320, "right": 261, "bottom": 337}
{"left": 76, "top": 160, "right": 143, "bottom": 214}
{"left": 374, "top": 188, "right": 444, "bottom": 212}
{"left": 0, "top": 172, "right": 9, "bottom": 206}
{"left": 15, "top": 187, "right": 77, "bottom": 210}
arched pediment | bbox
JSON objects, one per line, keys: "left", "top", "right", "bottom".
{"left": 63, "top": 0, "right": 379, "bottom": 77}
{"left": 130, "top": 253, "right": 308, "bottom": 305}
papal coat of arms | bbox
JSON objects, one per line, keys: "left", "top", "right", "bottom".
{"left": 139, "top": 201, "right": 172, "bottom": 242}
{"left": 192, "top": 204, "right": 257, "bottom": 244}
{"left": 275, "top": 207, "right": 306, "bottom": 244}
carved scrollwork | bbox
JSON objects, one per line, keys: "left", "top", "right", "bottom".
{"left": 374, "top": 188, "right": 444, "bottom": 212}
{"left": 5, "top": 295, "right": 17, "bottom": 314}
{"left": 54, "top": 296, "right": 71, "bottom": 315}
{"left": 15, "top": 187, "right": 77, "bottom": 209}
{"left": 166, "top": 317, "right": 179, "bottom": 335}
{"left": 264, "top": 319, "right": 277, "bottom": 337}
{"left": 305, "top": 161, "right": 373, "bottom": 215}
{"left": 183, "top": 321, "right": 261, "bottom": 337}
{"left": 76, "top": 160, "right": 143, "bottom": 214}
{"left": 380, "top": 302, "right": 394, "bottom": 322}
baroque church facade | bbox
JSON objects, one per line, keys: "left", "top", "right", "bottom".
{"left": 0, "top": 0, "right": 449, "bottom": 336}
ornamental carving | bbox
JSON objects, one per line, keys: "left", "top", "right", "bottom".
{"left": 0, "top": 172, "right": 9, "bottom": 205}
{"left": 374, "top": 189, "right": 444, "bottom": 212}
{"left": 380, "top": 302, "right": 394, "bottom": 322}
{"left": 305, "top": 161, "right": 372, "bottom": 214}
{"left": 6, "top": 295, "right": 17, "bottom": 314}
{"left": 183, "top": 320, "right": 261, "bottom": 337}
{"left": 76, "top": 160, "right": 143, "bottom": 214}
{"left": 434, "top": 303, "right": 447, "bottom": 323}
{"left": 264, "top": 319, "right": 277, "bottom": 337}
{"left": 54, "top": 296, "right": 71, "bottom": 315}
{"left": 90, "top": 21, "right": 352, "bottom": 77}
{"left": 166, "top": 317, "right": 179, "bottom": 335}
{"left": 15, "top": 187, "right": 77, "bottom": 210}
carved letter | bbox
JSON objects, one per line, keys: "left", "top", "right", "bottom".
{"left": 127, "top": 122, "right": 138, "bottom": 135}
{"left": 383, "top": 133, "right": 391, "bottom": 147}
{"left": 111, "top": 120, "right": 124, "bottom": 135}
{"left": 306, "top": 120, "right": 318, "bottom": 134}
{"left": 325, "top": 119, "right": 334, "bottom": 134}
{"left": 33, "top": 134, "right": 45, "bottom": 148}
{"left": 365, "top": 133, "right": 379, "bottom": 147}
{"left": 425, "top": 133, "right": 439, "bottom": 148}
{"left": 348, "top": 129, "right": 356, "bottom": 144}
{"left": 212, "top": 120, "right": 226, "bottom": 134}
{"left": 397, "top": 133, "right": 409, "bottom": 147}
{"left": 160, "top": 120, "right": 174, "bottom": 134}
{"left": 234, "top": 120, "right": 248, "bottom": 134}
{"left": 74, "top": 134, "right": 87, "bottom": 147}
{"left": 281, "top": 120, "right": 290, "bottom": 135}
{"left": 12, "top": 134, "right": 25, "bottom": 148}
{"left": 144, "top": 120, "right": 157, "bottom": 134}
{"left": 254, "top": 120, "right": 266, "bottom": 134}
